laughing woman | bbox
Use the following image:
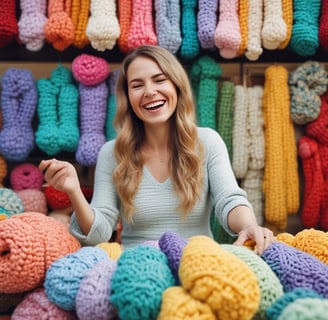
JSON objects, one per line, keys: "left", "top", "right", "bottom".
{"left": 39, "top": 45, "right": 274, "bottom": 254}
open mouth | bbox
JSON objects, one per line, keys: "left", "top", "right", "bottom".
{"left": 144, "top": 100, "right": 165, "bottom": 111}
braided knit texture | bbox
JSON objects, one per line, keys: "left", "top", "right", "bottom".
{"left": 262, "top": 65, "right": 299, "bottom": 232}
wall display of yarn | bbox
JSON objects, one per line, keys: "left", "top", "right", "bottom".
{"left": 1, "top": 0, "right": 328, "bottom": 63}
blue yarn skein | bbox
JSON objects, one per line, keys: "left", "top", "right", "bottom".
{"left": 110, "top": 245, "right": 175, "bottom": 320}
{"left": 44, "top": 246, "right": 108, "bottom": 311}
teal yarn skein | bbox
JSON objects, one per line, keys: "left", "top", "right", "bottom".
{"left": 179, "top": 0, "right": 199, "bottom": 61}
{"left": 289, "top": 0, "right": 321, "bottom": 57}
{"left": 110, "top": 245, "right": 175, "bottom": 320}
{"left": 190, "top": 55, "right": 222, "bottom": 130}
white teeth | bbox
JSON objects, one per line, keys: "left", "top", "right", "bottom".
{"left": 144, "top": 101, "right": 164, "bottom": 109}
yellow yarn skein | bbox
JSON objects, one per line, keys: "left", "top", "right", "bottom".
{"left": 179, "top": 236, "right": 260, "bottom": 320}
{"left": 158, "top": 286, "right": 216, "bottom": 320}
{"left": 279, "top": 0, "right": 293, "bottom": 49}
{"left": 263, "top": 65, "right": 299, "bottom": 232}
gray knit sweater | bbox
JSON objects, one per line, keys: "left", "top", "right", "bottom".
{"left": 70, "top": 127, "right": 252, "bottom": 247}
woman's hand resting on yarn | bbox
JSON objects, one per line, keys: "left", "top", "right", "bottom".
{"left": 233, "top": 225, "right": 275, "bottom": 255}
{"left": 39, "top": 159, "right": 80, "bottom": 196}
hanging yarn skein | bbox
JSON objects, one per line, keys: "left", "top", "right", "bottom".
{"left": 278, "top": 0, "right": 293, "bottom": 49}
{"left": 214, "top": 0, "right": 241, "bottom": 59}
{"left": 127, "top": 0, "right": 157, "bottom": 50}
{"left": 261, "top": 0, "right": 287, "bottom": 50}
{"left": 86, "top": 0, "right": 120, "bottom": 51}
{"left": 0, "top": 0, "right": 18, "bottom": 48}
{"left": 0, "top": 68, "right": 37, "bottom": 161}
{"left": 245, "top": 0, "right": 263, "bottom": 61}
{"left": 262, "top": 65, "right": 300, "bottom": 232}
{"left": 237, "top": 0, "right": 249, "bottom": 56}
{"left": 72, "top": 54, "right": 110, "bottom": 166}
{"left": 154, "top": 0, "right": 181, "bottom": 53}
{"left": 117, "top": 0, "right": 132, "bottom": 53}
{"left": 289, "top": 0, "right": 321, "bottom": 57}
{"left": 44, "top": 0, "right": 74, "bottom": 51}
{"left": 18, "top": 0, "right": 48, "bottom": 51}
{"left": 70, "top": 0, "right": 90, "bottom": 48}
{"left": 35, "top": 65, "right": 80, "bottom": 155}
{"left": 179, "top": 0, "right": 199, "bottom": 61}
{"left": 190, "top": 55, "right": 222, "bottom": 130}
{"left": 197, "top": 0, "right": 218, "bottom": 49}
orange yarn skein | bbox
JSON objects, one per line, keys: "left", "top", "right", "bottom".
{"left": 117, "top": 0, "right": 132, "bottom": 52}
{"left": 71, "top": 0, "right": 90, "bottom": 48}
{"left": 44, "top": 0, "right": 75, "bottom": 51}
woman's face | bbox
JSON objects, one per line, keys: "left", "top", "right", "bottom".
{"left": 126, "top": 56, "right": 178, "bottom": 127}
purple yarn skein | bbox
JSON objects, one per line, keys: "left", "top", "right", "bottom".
{"left": 158, "top": 231, "right": 188, "bottom": 283}
{"left": 76, "top": 258, "right": 118, "bottom": 320}
{"left": 0, "top": 68, "right": 37, "bottom": 161}
{"left": 262, "top": 241, "right": 328, "bottom": 298}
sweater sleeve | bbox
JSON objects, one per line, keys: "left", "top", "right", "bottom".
{"left": 200, "top": 127, "right": 253, "bottom": 236}
{"left": 69, "top": 140, "right": 120, "bottom": 245}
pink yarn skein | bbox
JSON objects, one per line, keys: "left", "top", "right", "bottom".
{"left": 10, "top": 163, "right": 44, "bottom": 191}
{"left": 12, "top": 288, "right": 77, "bottom": 320}
{"left": 16, "top": 189, "right": 48, "bottom": 215}
{"left": 72, "top": 54, "right": 110, "bottom": 86}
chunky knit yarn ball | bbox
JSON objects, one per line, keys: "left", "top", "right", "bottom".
{"left": 76, "top": 258, "right": 118, "bottom": 320}
{"left": 158, "top": 286, "right": 216, "bottom": 319}
{"left": 262, "top": 241, "right": 328, "bottom": 297}
{"left": 158, "top": 231, "right": 188, "bottom": 283}
{"left": 266, "top": 287, "right": 323, "bottom": 320}
{"left": 179, "top": 236, "right": 260, "bottom": 319}
{"left": 0, "top": 212, "right": 81, "bottom": 293}
{"left": 0, "top": 188, "right": 24, "bottom": 218}
{"left": 222, "top": 244, "right": 284, "bottom": 319}
{"left": 10, "top": 163, "right": 44, "bottom": 190}
{"left": 278, "top": 297, "right": 328, "bottom": 320}
{"left": 72, "top": 54, "right": 110, "bottom": 86}
{"left": 11, "top": 288, "right": 77, "bottom": 320}
{"left": 16, "top": 189, "right": 48, "bottom": 215}
{"left": 110, "top": 245, "right": 175, "bottom": 320}
{"left": 45, "top": 246, "right": 108, "bottom": 311}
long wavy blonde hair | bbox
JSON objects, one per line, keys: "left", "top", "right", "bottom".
{"left": 113, "top": 45, "right": 204, "bottom": 222}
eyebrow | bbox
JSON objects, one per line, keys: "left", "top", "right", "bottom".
{"left": 128, "top": 72, "right": 165, "bottom": 85}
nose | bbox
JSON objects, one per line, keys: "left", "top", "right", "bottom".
{"left": 144, "top": 82, "right": 156, "bottom": 97}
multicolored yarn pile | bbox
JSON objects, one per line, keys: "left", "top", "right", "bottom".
{"left": 1, "top": 228, "right": 328, "bottom": 318}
